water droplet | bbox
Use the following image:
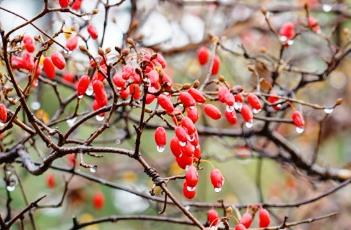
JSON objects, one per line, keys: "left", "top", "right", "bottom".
{"left": 287, "top": 39, "right": 294, "bottom": 46}
{"left": 214, "top": 187, "right": 222, "bottom": 193}
{"left": 245, "top": 121, "right": 253, "bottom": 128}
{"left": 86, "top": 85, "right": 93, "bottom": 96}
{"left": 6, "top": 185, "right": 15, "bottom": 192}
{"left": 186, "top": 186, "right": 196, "bottom": 192}
{"left": 252, "top": 108, "right": 261, "bottom": 114}
{"left": 0, "top": 122, "right": 4, "bottom": 127}
{"left": 32, "top": 80, "right": 38, "bottom": 87}
{"left": 89, "top": 165, "right": 97, "bottom": 173}
{"left": 156, "top": 145, "right": 165, "bottom": 153}
{"left": 95, "top": 115, "right": 104, "bottom": 121}
{"left": 322, "top": 4, "right": 332, "bottom": 12}
{"left": 78, "top": 95, "right": 83, "bottom": 99}
{"left": 234, "top": 102, "right": 242, "bottom": 111}
{"left": 31, "top": 101, "right": 41, "bottom": 110}
{"left": 276, "top": 104, "right": 282, "bottom": 109}
{"left": 324, "top": 107, "right": 334, "bottom": 114}
{"left": 184, "top": 205, "right": 190, "bottom": 211}
{"left": 66, "top": 117, "right": 77, "bottom": 127}
{"left": 226, "top": 105, "right": 235, "bottom": 112}
{"left": 295, "top": 126, "right": 304, "bottom": 134}
{"left": 179, "top": 141, "right": 187, "bottom": 147}
{"left": 279, "top": 36, "right": 287, "bottom": 42}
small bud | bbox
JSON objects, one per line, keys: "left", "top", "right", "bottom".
{"left": 98, "top": 48, "right": 105, "bottom": 56}
{"left": 121, "top": 48, "right": 129, "bottom": 56}
{"left": 181, "top": 83, "right": 191, "bottom": 90}
{"left": 79, "top": 45, "right": 88, "bottom": 52}
{"left": 193, "top": 80, "right": 200, "bottom": 88}
{"left": 336, "top": 98, "right": 343, "bottom": 105}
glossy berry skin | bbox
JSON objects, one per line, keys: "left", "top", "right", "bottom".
{"left": 180, "top": 117, "right": 196, "bottom": 134}
{"left": 279, "top": 22, "right": 295, "bottom": 41}
{"left": 87, "top": 24, "right": 98, "bottom": 40}
{"left": 145, "top": 94, "right": 156, "bottom": 104}
{"left": 224, "top": 92, "right": 235, "bottom": 106}
{"left": 0, "top": 104, "right": 8, "bottom": 123}
{"left": 176, "top": 154, "right": 193, "bottom": 169}
{"left": 72, "top": 0, "right": 82, "bottom": 10}
{"left": 112, "top": 73, "right": 126, "bottom": 88}
{"left": 170, "top": 136, "right": 182, "bottom": 158}
{"left": 181, "top": 142, "right": 195, "bottom": 157}
{"left": 158, "top": 94, "right": 174, "bottom": 114}
{"left": 62, "top": 72, "right": 75, "bottom": 83}
{"left": 291, "top": 111, "right": 304, "bottom": 128}
{"left": 59, "top": 0, "right": 70, "bottom": 8}
{"left": 218, "top": 87, "right": 230, "bottom": 103}
{"left": 92, "top": 192, "right": 105, "bottom": 210}
{"left": 235, "top": 224, "right": 247, "bottom": 230}
{"left": 267, "top": 95, "right": 280, "bottom": 110}
{"left": 76, "top": 75, "right": 90, "bottom": 96}
{"left": 154, "top": 127, "right": 167, "bottom": 147}
{"left": 203, "top": 104, "right": 221, "bottom": 120}
{"left": 211, "top": 55, "right": 220, "bottom": 75}
{"left": 259, "top": 208, "right": 271, "bottom": 227}
{"left": 92, "top": 80, "right": 107, "bottom": 105}
{"left": 225, "top": 110, "right": 237, "bottom": 125}
{"left": 186, "top": 106, "right": 199, "bottom": 123}
{"left": 175, "top": 126, "right": 188, "bottom": 143}
{"left": 188, "top": 88, "right": 206, "bottom": 103}
{"left": 207, "top": 209, "right": 219, "bottom": 226}
{"left": 247, "top": 93, "right": 262, "bottom": 111}
{"left": 235, "top": 93, "right": 244, "bottom": 103}
{"left": 185, "top": 165, "right": 198, "bottom": 188}
{"left": 210, "top": 168, "right": 224, "bottom": 190}
{"left": 183, "top": 181, "right": 196, "bottom": 199}
{"left": 46, "top": 174, "right": 56, "bottom": 189}
{"left": 43, "top": 57, "right": 56, "bottom": 79}
{"left": 197, "top": 46, "right": 209, "bottom": 65}
{"left": 308, "top": 16, "right": 320, "bottom": 33}
{"left": 66, "top": 36, "right": 78, "bottom": 51}
{"left": 179, "top": 92, "right": 196, "bottom": 107}
{"left": 240, "top": 104, "right": 253, "bottom": 122}
{"left": 22, "top": 35, "right": 35, "bottom": 53}
{"left": 51, "top": 52, "right": 66, "bottom": 70}
{"left": 239, "top": 212, "right": 253, "bottom": 228}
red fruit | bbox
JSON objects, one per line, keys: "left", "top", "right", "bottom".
{"left": 154, "top": 127, "right": 167, "bottom": 150}
{"left": 193, "top": 145, "right": 201, "bottom": 159}
{"left": 225, "top": 110, "right": 237, "bottom": 125}
{"left": 46, "top": 174, "right": 56, "bottom": 189}
{"left": 235, "top": 224, "right": 247, "bottom": 230}
{"left": 240, "top": 212, "right": 253, "bottom": 228}
{"left": 197, "top": 46, "right": 209, "bottom": 65}
{"left": 146, "top": 70, "right": 159, "bottom": 87}
{"left": 43, "top": 57, "right": 56, "bottom": 79}
{"left": 185, "top": 165, "right": 198, "bottom": 188}
{"left": 188, "top": 88, "right": 206, "bottom": 103}
{"left": 175, "top": 126, "right": 188, "bottom": 143}
{"left": 92, "top": 191, "right": 105, "bottom": 209}
{"left": 224, "top": 92, "right": 235, "bottom": 106}
{"left": 129, "top": 84, "right": 141, "bottom": 100}
{"left": 186, "top": 106, "right": 199, "bottom": 123}
{"left": 235, "top": 93, "right": 244, "bottom": 103}
{"left": 181, "top": 142, "right": 195, "bottom": 157}
{"left": 267, "top": 94, "right": 281, "bottom": 110}
{"left": 51, "top": 52, "right": 66, "bottom": 70}
{"left": 62, "top": 72, "right": 75, "bottom": 83}
{"left": 76, "top": 75, "right": 90, "bottom": 96}
{"left": 158, "top": 94, "right": 174, "bottom": 114}
{"left": 218, "top": 87, "right": 230, "bottom": 103}
{"left": 308, "top": 16, "right": 320, "bottom": 33}
{"left": 180, "top": 117, "right": 196, "bottom": 134}
{"left": 92, "top": 80, "right": 107, "bottom": 105}
{"left": 120, "top": 88, "right": 130, "bottom": 99}
{"left": 211, "top": 55, "right": 220, "bottom": 75}
{"left": 203, "top": 104, "right": 221, "bottom": 120}
{"left": 66, "top": 36, "right": 78, "bottom": 51}
{"left": 22, "top": 35, "right": 35, "bottom": 53}
{"left": 22, "top": 52, "right": 34, "bottom": 71}
{"left": 279, "top": 22, "right": 295, "bottom": 41}
{"left": 145, "top": 94, "right": 156, "bottom": 104}
{"left": 179, "top": 92, "right": 196, "bottom": 107}
{"left": 247, "top": 93, "right": 262, "bottom": 111}
{"left": 112, "top": 73, "right": 126, "bottom": 89}
{"left": 259, "top": 208, "right": 270, "bottom": 227}
{"left": 210, "top": 168, "right": 224, "bottom": 191}
{"left": 72, "top": 0, "right": 82, "bottom": 10}
{"left": 87, "top": 24, "right": 98, "bottom": 40}
{"left": 291, "top": 110, "right": 304, "bottom": 128}
{"left": 67, "top": 153, "right": 76, "bottom": 167}
{"left": 207, "top": 209, "right": 219, "bottom": 226}
{"left": 240, "top": 104, "right": 253, "bottom": 122}
{"left": 176, "top": 154, "right": 193, "bottom": 169}
{"left": 59, "top": 0, "right": 70, "bottom": 7}
{"left": 170, "top": 136, "right": 182, "bottom": 158}
{"left": 183, "top": 181, "right": 196, "bottom": 199}
{"left": 0, "top": 104, "right": 8, "bottom": 123}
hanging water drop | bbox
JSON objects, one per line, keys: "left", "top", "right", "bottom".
{"left": 90, "top": 165, "right": 97, "bottom": 173}
{"left": 6, "top": 184, "right": 15, "bottom": 192}
{"left": 279, "top": 36, "right": 287, "bottom": 42}
{"left": 324, "top": 107, "right": 334, "bottom": 114}
{"left": 187, "top": 186, "right": 196, "bottom": 192}
{"left": 179, "top": 141, "right": 187, "bottom": 147}
{"left": 66, "top": 117, "right": 77, "bottom": 127}
{"left": 31, "top": 101, "right": 41, "bottom": 110}
{"left": 156, "top": 145, "right": 165, "bottom": 153}
{"left": 226, "top": 105, "right": 235, "bottom": 113}
{"left": 252, "top": 108, "right": 261, "bottom": 114}
{"left": 214, "top": 187, "right": 222, "bottom": 193}
{"left": 295, "top": 126, "right": 304, "bottom": 134}
{"left": 234, "top": 102, "right": 242, "bottom": 111}
{"left": 95, "top": 115, "right": 104, "bottom": 121}
{"left": 86, "top": 85, "right": 93, "bottom": 96}
{"left": 78, "top": 95, "right": 83, "bottom": 99}
{"left": 322, "top": 4, "right": 332, "bottom": 12}
{"left": 287, "top": 39, "right": 294, "bottom": 46}
{"left": 245, "top": 121, "right": 253, "bottom": 128}
{"left": 0, "top": 122, "right": 4, "bottom": 127}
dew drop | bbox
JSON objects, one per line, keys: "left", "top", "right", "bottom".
{"left": 0, "top": 122, "right": 4, "bottom": 128}
{"left": 234, "top": 102, "right": 242, "bottom": 111}
{"left": 86, "top": 85, "right": 93, "bottom": 96}
{"left": 287, "top": 39, "right": 294, "bottom": 46}
{"left": 89, "top": 165, "right": 97, "bottom": 173}
{"left": 31, "top": 101, "right": 41, "bottom": 110}
{"left": 279, "top": 36, "right": 287, "bottom": 42}
{"left": 66, "top": 117, "right": 77, "bottom": 127}
{"left": 179, "top": 141, "right": 187, "bottom": 147}
{"left": 295, "top": 126, "right": 304, "bottom": 134}
{"left": 95, "top": 115, "right": 104, "bottom": 121}
{"left": 6, "top": 185, "right": 15, "bottom": 192}
{"left": 324, "top": 107, "right": 334, "bottom": 114}
{"left": 186, "top": 186, "right": 196, "bottom": 192}
{"left": 32, "top": 80, "right": 38, "bottom": 87}
{"left": 226, "top": 105, "right": 235, "bottom": 112}
{"left": 252, "top": 108, "right": 261, "bottom": 114}
{"left": 214, "top": 187, "right": 222, "bottom": 193}
{"left": 156, "top": 145, "right": 165, "bottom": 153}
{"left": 245, "top": 121, "right": 253, "bottom": 128}
{"left": 78, "top": 95, "right": 83, "bottom": 99}
{"left": 184, "top": 205, "right": 190, "bottom": 211}
{"left": 322, "top": 4, "right": 332, "bottom": 12}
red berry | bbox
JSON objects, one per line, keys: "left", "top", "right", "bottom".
{"left": 181, "top": 142, "right": 195, "bottom": 157}
{"left": 235, "top": 224, "right": 247, "bottom": 230}
{"left": 210, "top": 168, "right": 224, "bottom": 191}
{"left": 179, "top": 92, "right": 196, "bottom": 107}
{"left": 203, "top": 104, "right": 221, "bottom": 120}
{"left": 186, "top": 106, "right": 199, "bottom": 123}
{"left": 120, "top": 88, "right": 130, "bottom": 99}
{"left": 62, "top": 72, "right": 75, "bottom": 83}
{"left": 176, "top": 154, "right": 193, "bottom": 169}
{"left": 175, "top": 126, "right": 188, "bottom": 143}
{"left": 185, "top": 165, "right": 198, "bottom": 188}
{"left": 183, "top": 181, "right": 196, "bottom": 199}
{"left": 308, "top": 16, "right": 320, "bottom": 33}
{"left": 92, "top": 191, "right": 105, "bottom": 209}
{"left": 211, "top": 55, "right": 220, "bottom": 75}
{"left": 46, "top": 173, "right": 56, "bottom": 189}
{"left": 279, "top": 22, "right": 295, "bottom": 41}
{"left": 247, "top": 93, "right": 262, "bottom": 111}
{"left": 291, "top": 110, "right": 304, "bottom": 128}
{"left": 259, "top": 208, "right": 270, "bottom": 227}
{"left": 129, "top": 84, "right": 141, "bottom": 100}
{"left": 23, "top": 35, "right": 35, "bottom": 53}
{"left": 146, "top": 70, "right": 159, "bottom": 88}
{"left": 59, "top": 0, "right": 70, "bottom": 8}
{"left": 67, "top": 153, "right": 76, "bottom": 167}
{"left": 235, "top": 93, "right": 244, "bottom": 103}
{"left": 112, "top": 73, "right": 126, "bottom": 89}
{"left": 224, "top": 92, "right": 235, "bottom": 106}
{"left": 155, "top": 127, "right": 167, "bottom": 151}
{"left": 225, "top": 110, "right": 237, "bottom": 125}
{"left": 66, "top": 36, "right": 78, "bottom": 51}
{"left": 170, "top": 136, "right": 182, "bottom": 158}
{"left": 207, "top": 209, "right": 219, "bottom": 226}
{"left": 239, "top": 212, "right": 253, "bottom": 228}
{"left": 72, "top": 0, "right": 82, "bottom": 10}
{"left": 158, "top": 94, "right": 174, "bottom": 114}
{"left": 180, "top": 117, "right": 196, "bottom": 134}
{"left": 240, "top": 104, "right": 253, "bottom": 122}
{"left": 76, "top": 75, "right": 90, "bottom": 96}
{"left": 87, "top": 24, "right": 98, "bottom": 40}
{"left": 43, "top": 57, "right": 56, "bottom": 79}
{"left": 0, "top": 104, "right": 8, "bottom": 123}
{"left": 267, "top": 94, "right": 281, "bottom": 110}
{"left": 92, "top": 80, "right": 107, "bottom": 105}
{"left": 22, "top": 52, "right": 34, "bottom": 71}
{"left": 197, "top": 46, "right": 209, "bottom": 65}
{"left": 218, "top": 87, "right": 230, "bottom": 103}
{"left": 145, "top": 94, "right": 156, "bottom": 104}
{"left": 51, "top": 52, "right": 66, "bottom": 70}
{"left": 188, "top": 88, "right": 206, "bottom": 103}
